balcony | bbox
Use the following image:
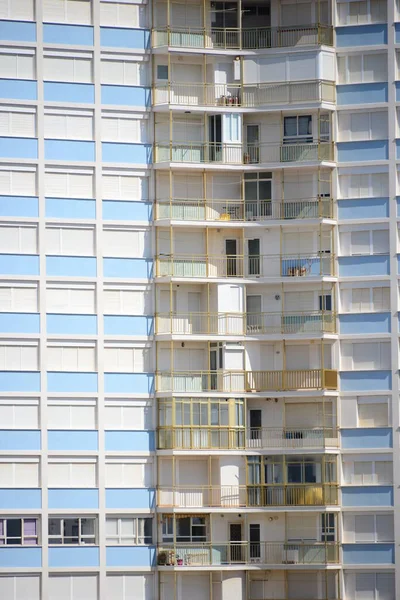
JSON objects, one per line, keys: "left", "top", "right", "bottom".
{"left": 153, "top": 80, "right": 335, "bottom": 108}
{"left": 156, "top": 197, "right": 334, "bottom": 222}
{"left": 152, "top": 24, "right": 333, "bottom": 50}
{"left": 154, "top": 141, "right": 334, "bottom": 165}
{"left": 156, "top": 253, "right": 335, "bottom": 279}
{"left": 157, "top": 484, "right": 339, "bottom": 508}
{"left": 157, "top": 541, "right": 339, "bottom": 567}
{"left": 156, "top": 369, "right": 338, "bottom": 393}
{"left": 157, "top": 426, "right": 339, "bottom": 451}
{"left": 156, "top": 311, "right": 336, "bottom": 336}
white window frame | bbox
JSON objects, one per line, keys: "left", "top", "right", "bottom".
{"left": 354, "top": 513, "right": 394, "bottom": 543}
{"left": 0, "top": 517, "right": 38, "bottom": 545}
{"left": 48, "top": 517, "right": 97, "bottom": 545}
{"left": 342, "top": 286, "right": 390, "bottom": 313}
{"left": 106, "top": 517, "right": 153, "bottom": 545}
{"left": 337, "top": 0, "right": 387, "bottom": 25}
{"left": 337, "top": 52, "right": 387, "bottom": 84}
{"left": 343, "top": 459, "right": 393, "bottom": 485}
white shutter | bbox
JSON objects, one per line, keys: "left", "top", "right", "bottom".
{"left": 350, "top": 112, "right": 369, "bottom": 141}
{"left": 0, "top": 403, "right": 38, "bottom": 428}
{"left": 0, "top": 286, "right": 38, "bottom": 312}
{"left": 376, "top": 573, "right": 395, "bottom": 600}
{"left": 104, "top": 347, "right": 135, "bottom": 372}
{"left": 0, "top": 169, "right": 35, "bottom": 195}
{"left": 102, "top": 117, "right": 140, "bottom": 143}
{"left": 0, "top": 462, "right": 39, "bottom": 487}
{"left": 372, "top": 287, "right": 390, "bottom": 311}
{"left": 49, "top": 575, "right": 98, "bottom": 600}
{"left": 69, "top": 172, "right": 93, "bottom": 198}
{"left": 351, "top": 288, "right": 370, "bottom": 312}
{"left": 45, "top": 172, "right": 67, "bottom": 197}
{"left": 102, "top": 174, "right": 140, "bottom": 200}
{"left": 0, "top": 110, "right": 35, "bottom": 137}
{"left": 0, "top": 0, "right": 34, "bottom": 20}
{"left": 0, "top": 576, "right": 40, "bottom": 600}
{"left": 352, "top": 342, "right": 378, "bottom": 369}
{"left": 44, "top": 113, "right": 93, "bottom": 140}
{"left": 354, "top": 515, "right": 374, "bottom": 541}
{"left": 46, "top": 287, "right": 95, "bottom": 313}
{"left": 46, "top": 227, "right": 94, "bottom": 255}
{"left": 371, "top": 111, "right": 388, "bottom": 139}
{"left": 0, "top": 54, "right": 17, "bottom": 78}
{"left": 103, "top": 229, "right": 146, "bottom": 258}
{"left": 105, "top": 462, "right": 146, "bottom": 487}
{"left": 100, "top": 2, "right": 139, "bottom": 27}
{"left": 350, "top": 231, "right": 370, "bottom": 255}
{"left": 101, "top": 60, "right": 138, "bottom": 85}
{"left": 104, "top": 405, "right": 144, "bottom": 430}
{"left": 44, "top": 56, "right": 92, "bottom": 83}
{"left": 358, "top": 401, "right": 388, "bottom": 427}
{"left": 43, "top": 0, "right": 65, "bottom": 22}
{"left": 47, "top": 346, "right": 95, "bottom": 371}
{"left": 67, "top": 0, "right": 92, "bottom": 24}
{"left": 372, "top": 230, "right": 389, "bottom": 254}
{"left": 364, "top": 53, "right": 387, "bottom": 82}
{"left": 376, "top": 514, "right": 393, "bottom": 541}
{"left": 0, "top": 226, "right": 36, "bottom": 253}
{"left": 48, "top": 462, "right": 96, "bottom": 487}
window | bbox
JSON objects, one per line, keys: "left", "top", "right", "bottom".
{"left": 223, "top": 113, "right": 241, "bottom": 143}
{"left": 43, "top": 55, "right": 92, "bottom": 83}
{"left": 44, "top": 112, "right": 93, "bottom": 140}
{"left": 337, "top": 0, "right": 387, "bottom": 25}
{"left": 48, "top": 517, "right": 96, "bottom": 545}
{"left": 100, "top": 2, "right": 142, "bottom": 27}
{"left": 0, "top": 167, "right": 36, "bottom": 196}
{"left": 0, "top": 575, "right": 40, "bottom": 600}
{"left": 321, "top": 513, "right": 335, "bottom": 542}
{"left": 101, "top": 115, "right": 143, "bottom": 143}
{"left": 101, "top": 59, "right": 139, "bottom": 85}
{"left": 343, "top": 459, "right": 392, "bottom": 484}
{"left": 0, "top": 344, "right": 38, "bottom": 370}
{"left": 0, "top": 401, "right": 39, "bottom": 429}
{"left": 338, "top": 111, "right": 388, "bottom": 142}
{"left": 104, "top": 346, "right": 151, "bottom": 372}
{"left": 162, "top": 515, "right": 207, "bottom": 542}
{"left": 47, "top": 401, "right": 96, "bottom": 429}
{"left": 0, "top": 109, "right": 36, "bottom": 137}
{"left": 45, "top": 170, "right": 94, "bottom": 198}
{"left": 103, "top": 228, "right": 148, "bottom": 258}
{"left": 0, "top": 0, "right": 34, "bottom": 20}
{"left": 46, "top": 285, "right": 95, "bottom": 313}
{"left": 0, "top": 51, "right": 35, "bottom": 79}
{"left": 358, "top": 397, "right": 389, "bottom": 427}
{"left": 103, "top": 287, "right": 150, "bottom": 314}
{"left": 0, "top": 461, "right": 39, "bottom": 487}
{"left": 106, "top": 517, "right": 152, "bottom": 545}
{"left": 157, "top": 65, "right": 168, "bottom": 80}
{"left": 339, "top": 172, "right": 388, "bottom": 199}
{"left": 0, "top": 285, "right": 38, "bottom": 312}
{"left": 105, "top": 574, "right": 153, "bottom": 600}
{"left": 337, "top": 52, "right": 387, "bottom": 84}
{"left": 105, "top": 460, "right": 152, "bottom": 487}
{"left": 47, "top": 345, "right": 96, "bottom": 372}
{"left": 48, "top": 461, "right": 97, "bottom": 487}
{"left": 102, "top": 173, "right": 146, "bottom": 200}
{"left": 349, "top": 572, "right": 395, "bottom": 600}
{"left": 319, "top": 294, "right": 332, "bottom": 311}
{"left": 46, "top": 226, "right": 95, "bottom": 256}
{"left": 104, "top": 402, "right": 150, "bottom": 430}
{"left": 341, "top": 287, "right": 390, "bottom": 312}
{"left": 43, "top": 0, "right": 91, "bottom": 24}
{"left": 341, "top": 341, "right": 390, "bottom": 370}
{"left": 354, "top": 514, "right": 393, "bottom": 542}
{"left": 0, "top": 225, "right": 37, "bottom": 254}
{"left": 283, "top": 115, "right": 312, "bottom": 143}
{"left": 340, "top": 229, "right": 389, "bottom": 256}
{"left": 0, "top": 518, "right": 37, "bottom": 545}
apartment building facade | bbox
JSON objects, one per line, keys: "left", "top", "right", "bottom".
{"left": 0, "top": 0, "right": 397, "bottom": 599}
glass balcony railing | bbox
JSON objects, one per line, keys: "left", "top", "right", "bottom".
{"left": 153, "top": 80, "right": 335, "bottom": 107}
{"left": 157, "top": 483, "right": 339, "bottom": 508}
{"left": 152, "top": 24, "right": 333, "bottom": 50}
{"left": 156, "top": 310, "right": 336, "bottom": 335}
{"left": 157, "top": 426, "right": 339, "bottom": 451}
{"left": 156, "top": 198, "right": 334, "bottom": 221}
{"left": 157, "top": 541, "right": 339, "bottom": 566}
{"left": 154, "top": 141, "right": 334, "bottom": 165}
{"left": 156, "top": 253, "right": 335, "bottom": 278}
{"left": 156, "top": 369, "right": 338, "bottom": 393}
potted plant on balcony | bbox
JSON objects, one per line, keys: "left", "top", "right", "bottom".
{"left": 176, "top": 555, "right": 183, "bottom": 566}
{"left": 157, "top": 551, "right": 167, "bottom": 565}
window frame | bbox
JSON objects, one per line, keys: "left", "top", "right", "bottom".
{"left": 0, "top": 517, "right": 38, "bottom": 545}
{"left": 48, "top": 517, "right": 97, "bottom": 545}
{"left": 283, "top": 115, "right": 313, "bottom": 144}
{"left": 106, "top": 516, "right": 152, "bottom": 545}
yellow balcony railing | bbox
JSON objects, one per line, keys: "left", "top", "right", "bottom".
{"left": 156, "top": 253, "right": 335, "bottom": 278}
{"left": 153, "top": 80, "right": 335, "bottom": 107}
{"left": 157, "top": 426, "right": 339, "bottom": 451}
{"left": 156, "top": 311, "right": 336, "bottom": 335}
{"left": 154, "top": 141, "right": 334, "bottom": 165}
{"left": 157, "top": 541, "right": 339, "bottom": 566}
{"left": 157, "top": 483, "right": 339, "bottom": 508}
{"left": 156, "top": 197, "right": 334, "bottom": 221}
{"left": 152, "top": 24, "right": 333, "bottom": 50}
{"left": 156, "top": 369, "right": 338, "bottom": 393}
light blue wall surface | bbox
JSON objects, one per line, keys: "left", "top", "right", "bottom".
{"left": 45, "top": 140, "right": 95, "bottom": 161}
{"left": 106, "top": 546, "right": 155, "bottom": 567}
{"left": 0, "top": 196, "right": 39, "bottom": 217}
{"left": 103, "top": 258, "right": 153, "bottom": 279}
{"left": 104, "top": 315, "right": 154, "bottom": 336}
{"left": 336, "top": 24, "right": 387, "bottom": 46}
{"left": 101, "top": 85, "right": 150, "bottom": 107}
{"left": 104, "top": 373, "right": 154, "bottom": 394}
{"left": 0, "top": 372, "right": 40, "bottom": 392}
{"left": 48, "top": 547, "right": 99, "bottom": 568}
{"left": 0, "top": 547, "right": 42, "bottom": 568}
{"left": 46, "top": 314, "right": 97, "bottom": 335}
{"left": 48, "top": 431, "right": 98, "bottom": 451}
{"left": 337, "top": 140, "right": 388, "bottom": 162}
{"left": 342, "top": 486, "right": 393, "bottom": 507}
{"left": 338, "top": 255, "right": 390, "bottom": 276}
{"left": 0, "top": 489, "right": 41, "bottom": 509}
{"left": 46, "top": 256, "right": 96, "bottom": 277}
{"left": 0, "top": 313, "right": 40, "bottom": 333}
{"left": 341, "top": 428, "right": 393, "bottom": 449}
{"left": 102, "top": 142, "right": 152, "bottom": 164}
{"left": 0, "top": 430, "right": 41, "bottom": 450}
{"left": 0, "top": 20, "right": 36, "bottom": 41}
{"left": 338, "top": 198, "right": 389, "bottom": 219}
{"left": 45, "top": 198, "right": 96, "bottom": 219}
{"left": 0, "top": 79, "right": 37, "bottom": 100}
{"left": 43, "top": 23, "right": 94, "bottom": 45}
{"left": 104, "top": 431, "right": 154, "bottom": 452}
{"left": 105, "top": 488, "right": 155, "bottom": 509}
{"left": 47, "top": 372, "right": 98, "bottom": 393}
{"left": 0, "top": 137, "right": 38, "bottom": 159}
{"left": 339, "top": 313, "right": 390, "bottom": 334}
{"left": 44, "top": 82, "right": 95, "bottom": 104}
{"left": 337, "top": 83, "right": 388, "bottom": 105}
{"left": 100, "top": 27, "right": 150, "bottom": 49}
{"left": 340, "top": 371, "right": 392, "bottom": 392}
{"left": 342, "top": 544, "right": 394, "bottom": 564}
{"left": 48, "top": 489, "right": 99, "bottom": 509}
{"left": 0, "top": 254, "right": 39, "bottom": 275}
{"left": 102, "top": 200, "right": 152, "bottom": 222}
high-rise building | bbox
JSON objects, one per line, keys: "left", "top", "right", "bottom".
{"left": 0, "top": 0, "right": 396, "bottom": 599}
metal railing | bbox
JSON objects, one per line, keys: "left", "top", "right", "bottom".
{"left": 156, "top": 197, "right": 334, "bottom": 221}
{"left": 152, "top": 24, "right": 333, "bottom": 50}
{"left": 158, "top": 484, "right": 339, "bottom": 507}
{"left": 157, "top": 541, "right": 339, "bottom": 566}
{"left": 156, "top": 253, "right": 335, "bottom": 278}
{"left": 157, "top": 426, "right": 339, "bottom": 450}
{"left": 156, "top": 369, "right": 338, "bottom": 393}
{"left": 156, "top": 310, "right": 336, "bottom": 335}
{"left": 153, "top": 79, "right": 335, "bottom": 107}
{"left": 154, "top": 141, "right": 334, "bottom": 165}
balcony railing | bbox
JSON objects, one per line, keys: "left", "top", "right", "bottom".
{"left": 156, "top": 197, "right": 334, "bottom": 221}
{"left": 157, "top": 426, "right": 339, "bottom": 450}
{"left": 156, "top": 253, "right": 335, "bottom": 278}
{"left": 154, "top": 141, "right": 334, "bottom": 165}
{"left": 158, "top": 484, "right": 339, "bottom": 507}
{"left": 153, "top": 80, "right": 335, "bottom": 107}
{"left": 156, "top": 311, "right": 336, "bottom": 335}
{"left": 157, "top": 541, "right": 339, "bottom": 566}
{"left": 152, "top": 24, "right": 333, "bottom": 50}
{"left": 156, "top": 369, "right": 338, "bottom": 393}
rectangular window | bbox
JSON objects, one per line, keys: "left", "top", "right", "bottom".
{"left": 47, "top": 401, "right": 96, "bottom": 429}
{"left": 48, "top": 517, "right": 96, "bottom": 545}
{"left": 0, "top": 401, "right": 39, "bottom": 429}
{"left": 341, "top": 341, "right": 390, "bottom": 370}
{"left": 0, "top": 225, "right": 37, "bottom": 254}
{"left": 358, "top": 397, "right": 389, "bottom": 427}
{"left": 104, "top": 403, "right": 150, "bottom": 430}
{"left": 48, "top": 461, "right": 97, "bottom": 487}
{"left": 47, "top": 345, "right": 96, "bottom": 372}
{"left": 102, "top": 173, "right": 147, "bottom": 200}
{"left": 0, "top": 0, "right": 34, "bottom": 20}
{"left": 0, "top": 344, "right": 38, "bottom": 370}
{"left": 43, "top": 55, "right": 92, "bottom": 83}
{"left": 339, "top": 172, "right": 388, "bottom": 199}
{"left": 338, "top": 0, "right": 387, "bottom": 25}
{"left": 338, "top": 111, "right": 388, "bottom": 142}
{"left": 45, "top": 170, "right": 94, "bottom": 198}
{"left": 43, "top": 0, "right": 91, "bottom": 24}
{"left": 106, "top": 517, "right": 152, "bottom": 545}
{"left": 104, "top": 346, "right": 151, "bottom": 372}
{"left": 101, "top": 115, "right": 142, "bottom": 143}
{"left": 0, "top": 51, "right": 35, "bottom": 79}
{"left": 0, "top": 518, "right": 38, "bottom": 545}
{"left": 0, "top": 461, "right": 39, "bottom": 487}
{"left": 343, "top": 459, "right": 392, "bottom": 484}
{"left": 101, "top": 59, "right": 139, "bottom": 85}
{"left": 337, "top": 52, "right": 387, "bottom": 84}
{"left": 44, "top": 112, "right": 93, "bottom": 140}
{"left": 283, "top": 115, "right": 312, "bottom": 143}
{"left": 0, "top": 168, "right": 36, "bottom": 196}
{"left": 161, "top": 516, "right": 207, "bottom": 542}
{"left": 102, "top": 229, "right": 147, "bottom": 258}
{"left": 321, "top": 513, "right": 336, "bottom": 542}
{"left": 46, "top": 285, "right": 95, "bottom": 313}
{"left": 157, "top": 65, "right": 168, "bottom": 80}
{"left": 0, "top": 285, "right": 38, "bottom": 312}
{"left": 340, "top": 229, "right": 389, "bottom": 256}
{"left": 354, "top": 513, "right": 393, "bottom": 542}
{"left": 100, "top": 2, "right": 141, "bottom": 27}
{"left": 105, "top": 461, "right": 152, "bottom": 488}
{"left": 103, "top": 287, "right": 150, "bottom": 315}
{"left": 46, "top": 226, "right": 95, "bottom": 256}
{"left": 0, "top": 109, "right": 36, "bottom": 137}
